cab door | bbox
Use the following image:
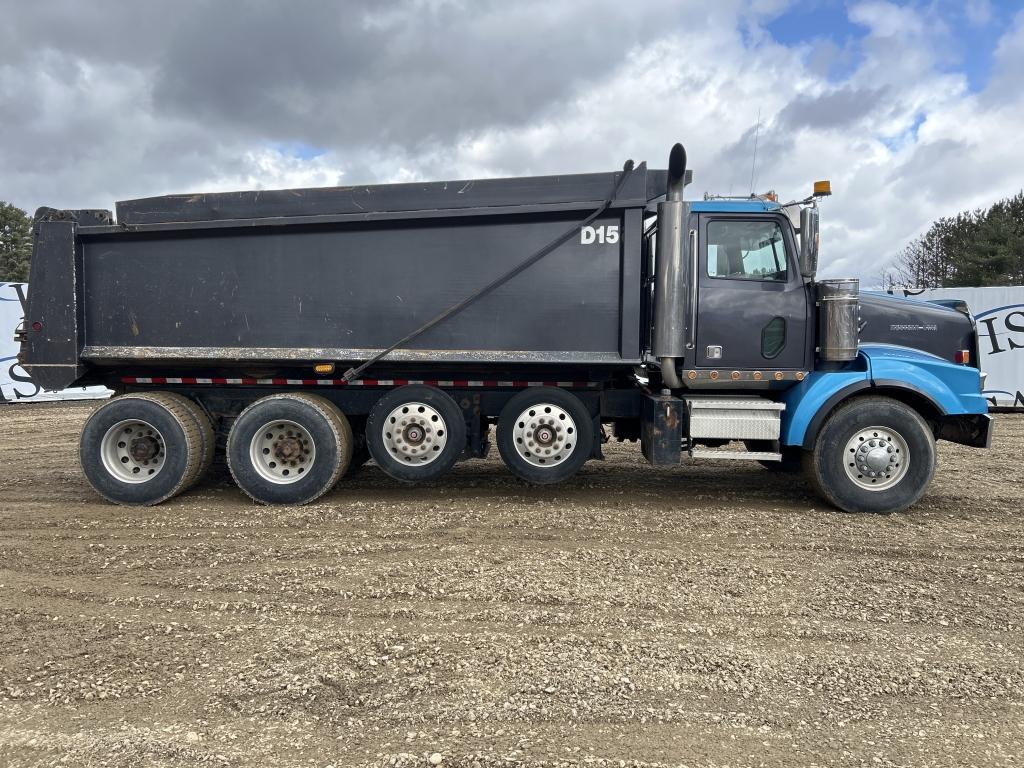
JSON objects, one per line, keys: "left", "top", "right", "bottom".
{"left": 693, "top": 214, "right": 809, "bottom": 371}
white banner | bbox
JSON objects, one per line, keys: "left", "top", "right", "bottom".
{"left": 4, "top": 280, "right": 1021, "bottom": 408}
{"left": 888, "top": 286, "right": 1024, "bottom": 409}
{"left": 0, "top": 282, "right": 111, "bottom": 403}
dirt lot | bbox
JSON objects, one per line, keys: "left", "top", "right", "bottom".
{"left": 0, "top": 402, "right": 1021, "bottom": 768}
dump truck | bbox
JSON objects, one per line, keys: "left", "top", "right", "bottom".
{"left": 16, "top": 144, "right": 992, "bottom": 512}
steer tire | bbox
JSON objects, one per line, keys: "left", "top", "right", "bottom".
{"left": 227, "top": 393, "right": 353, "bottom": 505}
{"left": 79, "top": 392, "right": 202, "bottom": 506}
{"left": 805, "top": 396, "right": 935, "bottom": 514}
{"left": 366, "top": 385, "right": 466, "bottom": 483}
{"left": 497, "top": 387, "right": 593, "bottom": 485}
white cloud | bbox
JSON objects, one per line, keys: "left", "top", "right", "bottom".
{"left": 965, "top": 0, "right": 993, "bottom": 26}
{"left": 359, "top": 2, "right": 1023, "bottom": 285}
{"left": 2, "top": 1, "right": 1022, "bottom": 288}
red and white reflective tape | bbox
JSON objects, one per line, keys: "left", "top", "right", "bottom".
{"left": 121, "top": 375, "right": 601, "bottom": 389}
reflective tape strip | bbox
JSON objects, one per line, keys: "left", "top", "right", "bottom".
{"left": 121, "top": 376, "right": 602, "bottom": 389}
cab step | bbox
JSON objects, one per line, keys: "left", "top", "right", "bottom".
{"left": 689, "top": 449, "right": 781, "bottom": 461}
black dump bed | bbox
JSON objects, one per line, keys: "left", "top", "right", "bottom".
{"left": 22, "top": 164, "right": 669, "bottom": 391}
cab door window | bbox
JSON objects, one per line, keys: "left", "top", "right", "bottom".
{"left": 706, "top": 220, "right": 788, "bottom": 281}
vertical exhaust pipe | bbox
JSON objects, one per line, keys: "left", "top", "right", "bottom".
{"left": 653, "top": 143, "right": 687, "bottom": 389}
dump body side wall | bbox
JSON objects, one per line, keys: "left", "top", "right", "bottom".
{"left": 79, "top": 209, "right": 642, "bottom": 368}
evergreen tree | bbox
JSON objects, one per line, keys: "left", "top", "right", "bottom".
{"left": 0, "top": 202, "right": 32, "bottom": 283}
{"left": 892, "top": 192, "right": 1024, "bottom": 288}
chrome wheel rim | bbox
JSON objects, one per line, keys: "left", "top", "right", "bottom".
{"left": 382, "top": 402, "right": 448, "bottom": 465}
{"left": 101, "top": 419, "right": 166, "bottom": 483}
{"left": 249, "top": 420, "right": 315, "bottom": 484}
{"left": 512, "top": 403, "right": 576, "bottom": 468}
{"left": 843, "top": 425, "right": 910, "bottom": 491}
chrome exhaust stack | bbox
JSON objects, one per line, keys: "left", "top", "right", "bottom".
{"left": 653, "top": 143, "right": 688, "bottom": 389}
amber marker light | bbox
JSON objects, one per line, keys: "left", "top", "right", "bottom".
{"left": 314, "top": 363, "right": 335, "bottom": 374}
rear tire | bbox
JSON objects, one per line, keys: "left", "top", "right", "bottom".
{"left": 79, "top": 392, "right": 202, "bottom": 506}
{"left": 497, "top": 387, "right": 593, "bottom": 485}
{"left": 366, "top": 385, "right": 466, "bottom": 482}
{"left": 804, "top": 396, "right": 935, "bottom": 514}
{"left": 227, "top": 393, "right": 353, "bottom": 505}
{"left": 164, "top": 393, "right": 216, "bottom": 488}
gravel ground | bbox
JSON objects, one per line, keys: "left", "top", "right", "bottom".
{"left": 0, "top": 402, "right": 1022, "bottom": 768}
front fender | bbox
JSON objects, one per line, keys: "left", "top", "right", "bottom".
{"left": 779, "top": 357, "right": 870, "bottom": 448}
{"left": 780, "top": 344, "right": 987, "bottom": 448}
{"left": 863, "top": 343, "right": 988, "bottom": 416}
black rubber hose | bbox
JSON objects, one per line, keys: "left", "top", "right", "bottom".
{"left": 343, "top": 159, "right": 636, "bottom": 382}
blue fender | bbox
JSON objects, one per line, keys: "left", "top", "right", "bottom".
{"left": 780, "top": 343, "right": 986, "bottom": 448}
{"left": 779, "top": 356, "right": 870, "bottom": 448}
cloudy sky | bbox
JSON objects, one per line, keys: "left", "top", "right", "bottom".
{"left": 1, "top": 0, "right": 1021, "bottom": 282}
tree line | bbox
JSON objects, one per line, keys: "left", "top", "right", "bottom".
{"left": 885, "top": 191, "right": 1024, "bottom": 289}
{"left": 0, "top": 202, "right": 32, "bottom": 283}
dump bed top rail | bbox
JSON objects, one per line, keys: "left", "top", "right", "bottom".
{"left": 116, "top": 166, "right": 669, "bottom": 226}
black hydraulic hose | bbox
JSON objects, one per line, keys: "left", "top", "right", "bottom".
{"left": 342, "top": 159, "right": 636, "bottom": 382}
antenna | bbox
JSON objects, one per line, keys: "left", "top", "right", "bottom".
{"left": 748, "top": 107, "right": 761, "bottom": 196}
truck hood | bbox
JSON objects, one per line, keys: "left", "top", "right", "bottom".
{"left": 859, "top": 291, "right": 975, "bottom": 365}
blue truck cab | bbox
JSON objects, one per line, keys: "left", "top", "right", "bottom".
{"left": 645, "top": 145, "right": 991, "bottom": 512}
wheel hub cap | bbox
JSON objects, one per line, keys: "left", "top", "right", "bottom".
{"left": 534, "top": 426, "right": 555, "bottom": 445}
{"left": 843, "top": 426, "right": 910, "bottom": 491}
{"left": 382, "top": 402, "right": 447, "bottom": 465}
{"left": 250, "top": 421, "right": 315, "bottom": 485}
{"left": 129, "top": 435, "right": 160, "bottom": 462}
{"left": 512, "top": 403, "right": 576, "bottom": 468}
{"left": 100, "top": 420, "right": 166, "bottom": 484}
{"left": 274, "top": 436, "right": 304, "bottom": 461}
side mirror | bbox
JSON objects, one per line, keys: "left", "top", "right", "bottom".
{"left": 799, "top": 206, "right": 819, "bottom": 278}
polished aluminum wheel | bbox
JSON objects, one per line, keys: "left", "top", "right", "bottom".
{"left": 249, "top": 420, "right": 316, "bottom": 484}
{"left": 511, "top": 403, "right": 576, "bottom": 468}
{"left": 843, "top": 425, "right": 910, "bottom": 491}
{"left": 382, "top": 402, "right": 448, "bottom": 465}
{"left": 100, "top": 419, "right": 166, "bottom": 483}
